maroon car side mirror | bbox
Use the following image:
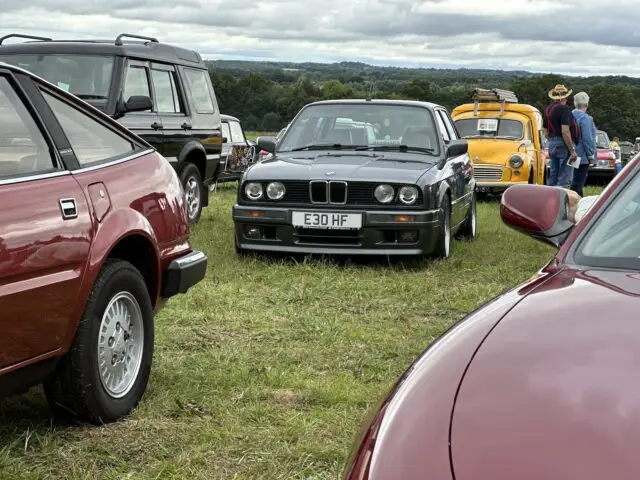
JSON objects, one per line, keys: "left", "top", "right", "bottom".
{"left": 500, "top": 184, "right": 575, "bottom": 248}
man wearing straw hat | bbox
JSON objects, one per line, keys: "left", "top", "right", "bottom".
{"left": 543, "top": 84, "right": 578, "bottom": 188}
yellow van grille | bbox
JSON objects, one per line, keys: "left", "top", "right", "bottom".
{"left": 473, "top": 165, "right": 504, "bottom": 181}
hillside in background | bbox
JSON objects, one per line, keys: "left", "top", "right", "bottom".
{"left": 207, "top": 59, "right": 640, "bottom": 140}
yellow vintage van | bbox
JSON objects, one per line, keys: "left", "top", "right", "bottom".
{"left": 451, "top": 88, "right": 547, "bottom": 194}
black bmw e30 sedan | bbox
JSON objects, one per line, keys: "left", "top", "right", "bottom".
{"left": 232, "top": 99, "right": 477, "bottom": 258}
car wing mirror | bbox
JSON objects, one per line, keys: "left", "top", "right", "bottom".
{"left": 124, "top": 95, "right": 153, "bottom": 113}
{"left": 446, "top": 139, "right": 468, "bottom": 158}
{"left": 222, "top": 137, "right": 228, "bottom": 143}
{"left": 500, "top": 184, "right": 575, "bottom": 248}
{"left": 258, "top": 136, "right": 277, "bottom": 154}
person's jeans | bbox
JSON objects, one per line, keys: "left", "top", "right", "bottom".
{"left": 570, "top": 163, "right": 589, "bottom": 196}
{"left": 547, "top": 142, "right": 574, "bottom": 188}
{"left": 615, "top": 163, "right": 623, "bottom": 175}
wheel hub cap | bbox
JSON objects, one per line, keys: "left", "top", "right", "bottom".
{"left": 185, "top": 177, "right": 200, "bottom": 219}
{"left": 98, "top": 291, "right": 144, "bottom": 398}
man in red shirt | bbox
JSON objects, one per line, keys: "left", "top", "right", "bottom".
{"left": 543, "top": 84, "right": 578, "bottom": 188}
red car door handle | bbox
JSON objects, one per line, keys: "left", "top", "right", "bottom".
{"left": 59, "top": 198, "right": 77, "bottom": 219}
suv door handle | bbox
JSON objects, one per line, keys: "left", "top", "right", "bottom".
{"left": 59, "top": 198, "right": 78, "bottom": 219}
{"left": 151, "top": 122, "right": 163, "bottom": 130}
{"left": 181, "top": 122, "right": 192, "bottom": 130}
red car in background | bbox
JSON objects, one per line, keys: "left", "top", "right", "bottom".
{"left": 590, "top": 129, "right": 617, "bottom": 180}
{"left": 0, "top": 62, "right": 207, "bottom": 424}
{"left": 344, "top": 154, "right": 640, "bottom": 479}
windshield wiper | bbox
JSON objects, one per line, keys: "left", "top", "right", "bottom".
{"left": 286, "top": 143, "right": 345, "bottom": 152}
{"left": 75, "top": 94, "right": 107, "bottom": 100}
{"left": 355, "top": 145, "right": 436, "bottom": 154}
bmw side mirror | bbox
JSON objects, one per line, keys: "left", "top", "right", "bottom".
{"left": 500, "top": 184, "right": 575, "bottom": 248}
{"left": 446, "top": 139, "right": 468, "bottom": 158}
{"left": 258, "top": 136, "right": 277, "bottom": 154}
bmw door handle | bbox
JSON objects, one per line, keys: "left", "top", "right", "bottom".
{"left": 151, "top": 122, "right": 163, "bottom": 130}
{"left": 181, "top": 122, "right": 192, "bottom": 130}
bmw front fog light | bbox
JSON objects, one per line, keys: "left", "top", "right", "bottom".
{"left": 266, "top": 181, "right": 286, "bottom": 200}
{"left": 509, "top": 154, "right": 524, "bottom": 168}
{"left": 374, "top": 184, "right": 395, "bottom": 203}
{"left": 245, "top": 182, "right": 263, "bottom": 200}
{"left": 398, "top": 186, "right": 419, "bottom": 205}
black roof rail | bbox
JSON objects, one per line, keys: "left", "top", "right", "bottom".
{"left": 115, "top": 33, "right": 159, "bottom": 46}
{"left": 0, "top": 33, "right": 53, "bottom": 45}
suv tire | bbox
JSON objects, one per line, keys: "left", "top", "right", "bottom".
{"left": 43, "top": 259, "right": 154, "bottom": 424}
{"left": 180, "top": 163, "right": 204, "bottom": 223}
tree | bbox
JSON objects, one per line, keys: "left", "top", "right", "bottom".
{"left": 263, "top": 112, "right": 282, "bottom": 131}
{"left": 322, "top": 79, "right": 355, "bottom": 99}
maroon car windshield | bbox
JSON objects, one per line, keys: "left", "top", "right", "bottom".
{"left": 574, "top": 167, "right": 640, "bottom": 269}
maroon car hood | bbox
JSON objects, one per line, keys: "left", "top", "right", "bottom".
{"left": 451, "top": 267, "right": 640, "bottom": 480}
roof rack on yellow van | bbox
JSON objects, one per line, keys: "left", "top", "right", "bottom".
{"left": 472, "top": 88, "right": 518, "bottom": 117}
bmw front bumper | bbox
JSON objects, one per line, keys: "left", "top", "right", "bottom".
{"left": 232, "top": 204, "right": 443, "bottom": 255}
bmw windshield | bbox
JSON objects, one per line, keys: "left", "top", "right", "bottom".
{"left": 277, "top": 103, "right": 440, "bottom": 157}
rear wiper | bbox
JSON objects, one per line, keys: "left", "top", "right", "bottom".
{"left": 286, "top": 143, "right": 345, "bottom": 152}
{"left": 355, "top": 145, "right": 436, "bottom": 154}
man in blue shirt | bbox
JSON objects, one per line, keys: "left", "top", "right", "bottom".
{"left": 543, "top": 84, "right": 578, "bottom": 188}
{"left": 570, "top": 91, "right": 597, "bottom": 196}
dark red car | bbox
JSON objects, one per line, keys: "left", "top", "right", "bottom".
{"left": 0, "top": 62, "right": 207, "bottom": 423}
{"left": 344, "top": 156, "right": 640, "bottom": 479}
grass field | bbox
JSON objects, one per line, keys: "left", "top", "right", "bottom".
{"left": 0, "top": 184, "right": 602, "bottom": 479}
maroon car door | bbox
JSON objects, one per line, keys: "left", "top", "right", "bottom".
{"left": 0, "top": 73, "right": 92, "bottom": 370}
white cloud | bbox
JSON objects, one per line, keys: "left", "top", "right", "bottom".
{"left": 1, "top": 0, "right": 640, "bottom": 76}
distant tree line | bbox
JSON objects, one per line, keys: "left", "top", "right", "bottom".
{"left": 208, "top": 60, "right": 640, "bottom": 140}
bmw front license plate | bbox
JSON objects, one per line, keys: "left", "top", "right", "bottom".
{"left": 292, "top": 211, "right": 362, "bottom": 230}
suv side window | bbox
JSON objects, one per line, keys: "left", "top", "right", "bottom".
{"left": 183, "top": 68, "right": 215, "bottom": 114}
{"left": 123, "top": 65, "right": 152, "bottom": 111}
{"left": 42, "top": 91, "right": 136, "bottom": 166}
{"left": 229, "top": 121, "right": 245, "bottom": 143}
{"left": 0, "top": 76, "right": 55, "bottom": 179}
{"left": 151, "top": 67, "right": 184, "bottom": 114}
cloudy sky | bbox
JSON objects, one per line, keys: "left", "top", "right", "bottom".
{"left": 1, "top": 0, "right": 639, "bottom": 76}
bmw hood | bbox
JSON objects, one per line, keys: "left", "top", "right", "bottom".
{"left": 245, "top": 153, "right": 438, "bottom": 184}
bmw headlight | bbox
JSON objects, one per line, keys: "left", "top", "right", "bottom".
{"left": 374, "top": 184, "right": 395, "bottom": 203}
{"left": 245, "top": 182, "right": 263, "bottom": 200}
{"left": 398, "top": 186, "right": 419, "bottom": 205}
{"left": 266, "top": 181, "right": 286, "bottom": 200}
{"left": 509, "top": 154, "right": 524, "bottom": 168}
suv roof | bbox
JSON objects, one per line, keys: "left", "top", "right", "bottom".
{"left": 0, "top": 33, "right": 205, "bottom": 69}
{"left": 221, "top": 114, "right": 240, "bottom": 122}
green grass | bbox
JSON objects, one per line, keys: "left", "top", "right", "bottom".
{"left": 245, "top": 131, "right": 277, "bottom": 142}
{"left": 0, "top": 184, "right": 602, "bottom": 479}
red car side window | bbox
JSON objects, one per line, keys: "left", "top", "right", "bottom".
{"left": 0, "top": 76, "right": 54, "bottom": 179}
